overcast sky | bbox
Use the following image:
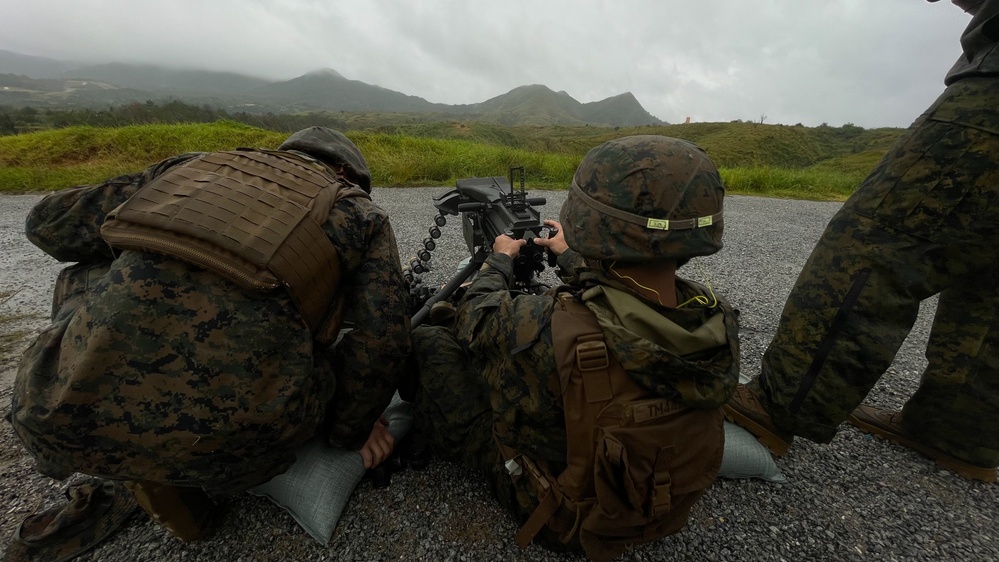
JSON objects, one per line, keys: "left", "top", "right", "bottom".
{"left": 1, "top": 0, "right": 975, "bottom": 128}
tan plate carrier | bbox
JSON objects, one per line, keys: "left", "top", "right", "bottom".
{"left": 101, "top": 149, "right": 369, "bottom": 338}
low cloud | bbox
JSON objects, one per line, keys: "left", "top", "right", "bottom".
{"left": 1, "top": 0, "right": 972, "bottom": 127}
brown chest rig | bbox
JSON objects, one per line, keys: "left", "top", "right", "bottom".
{"left": 499, "top": 289, "right": 724, "bottom": 562}
{"left": 100, "top": 150, "right": 369, "bottom": 341}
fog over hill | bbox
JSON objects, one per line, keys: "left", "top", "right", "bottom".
{"left": 0, "top": 50, "right": 665, "bottom": 127}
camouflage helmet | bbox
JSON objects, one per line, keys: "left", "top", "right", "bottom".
{"left": 279, "top": 127, "right": 372, "bottom": 192}
{"left": 560, "top": 135, "right": 724, "bottom": 263}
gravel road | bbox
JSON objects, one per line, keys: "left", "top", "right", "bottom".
{"left": 1, "top": 188, "right": 996, "bottom": 562}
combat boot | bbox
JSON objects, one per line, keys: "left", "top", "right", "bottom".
{"left": 848, "top": 404, "right": 997, "bottom": 483}
{"left": 723, "top": 384, "right": 793, "bottom": 457}
{"left": 125, "top": 481, "right": 217, "bottom": 541}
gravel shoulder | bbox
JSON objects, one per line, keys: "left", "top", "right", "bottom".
{"left": 0, "top": 189, "right": 996, "bottom": 562}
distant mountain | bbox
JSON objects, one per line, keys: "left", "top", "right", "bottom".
{"left": 579, "top": 92, "right": 662, "bottom": 127}
{"left": 472, "top": 85, "right": 581, "bottom": 125}
{"left": 0, "top": 73, "right": 159, "bottom": 106}
{"left": 66, "top": 63, "right": 271, "bottom": 95}
{"left": 248, "top": 68, "right": 451, "bottom": 113}
{"left": 0, "top": 49, "right": 666, "bottom": 126}
{"left": 0, "top": 50, "right": 78, "bottom": 79}
{"left": 469, "top": 85, "right": 662, "bottom": 127}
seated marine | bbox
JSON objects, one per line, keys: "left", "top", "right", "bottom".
{"left": 411, "top": 135, "right": 740, "bottom": 561}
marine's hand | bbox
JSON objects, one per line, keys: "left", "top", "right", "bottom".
{"left": 359, "top": 416, "right": 395, "bottom": 469}
{"left": 493, "top": 234, "right": 527, "bottom": 258}
{"left": 534, "top": 220, "right": 568, "bottom": 256}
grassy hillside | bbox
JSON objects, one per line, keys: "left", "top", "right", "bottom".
{"left": 0, "top": 120, "right": 900, "bottom": 200}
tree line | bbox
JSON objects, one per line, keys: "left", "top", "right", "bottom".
{"left": 0, "top": 100, "right": 351, "bottom": 136}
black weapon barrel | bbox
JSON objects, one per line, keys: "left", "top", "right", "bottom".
{"left": 456, "top": 202, "right": 487, "bottom": 213}
{"left": 410, "top": 253, "right": 484, "bottom": 327}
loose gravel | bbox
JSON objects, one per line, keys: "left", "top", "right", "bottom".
{"left": 0, "top": 188, "right": 996, "bottom": 562}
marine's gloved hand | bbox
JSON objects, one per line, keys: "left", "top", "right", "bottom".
{"left": 358, "top": 415, "right": 395, "bottom": 469}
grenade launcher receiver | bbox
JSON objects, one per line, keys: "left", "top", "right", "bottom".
{"left": 406, "top": 166, "right": 556, "bottom": 327}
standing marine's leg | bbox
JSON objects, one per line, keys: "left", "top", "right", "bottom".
{"left": 847, "top": 266, "right": 999, "bottom": 481}
{"left": 751, "top": 77, "right": 999, "bottom": 452}
{"left": 899, "top": 267, "right": 999, "bottom": 466}
{"left": 755, "top": 208, "right": 925, "bottom": 443}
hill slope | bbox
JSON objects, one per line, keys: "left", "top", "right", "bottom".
{"left": 248, "top": 68, "right": 450, "bottom": 113}
{"left": 66, "top": 62, "right": 271, "bottom": 94}
{"left": 467, "top": 85, "right": 664, "bottom": 127}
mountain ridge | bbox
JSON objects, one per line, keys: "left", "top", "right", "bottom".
{"left": 0, "top": 49, "right": 666, "bottom": 127}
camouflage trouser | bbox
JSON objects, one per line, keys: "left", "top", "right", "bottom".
{"left": 411, "top": 324, "right": 555, "bottom": 540}
{"left": 411, "top": 325, "right": 495, "bottom": 474}
{"left": 755, "top": 77, "right": 999, "bottom": 467}
{"left": 13, "top": 259, "right": 330, "bottom": 495}
{"left": 22, "top": 261, "right": 114, "bottom": 480}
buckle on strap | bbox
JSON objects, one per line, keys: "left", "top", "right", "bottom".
{"left": 514, "top": 456, "right": 562, "bottom": 550}
{"left": 576, "top": 337, "right": 609, "bottom": 372}
{"left": 576, "top": 335, "right": 613, "bottom": 403}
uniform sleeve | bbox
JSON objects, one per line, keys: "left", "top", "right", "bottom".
{"left": 325, "top": 201, "right": 413, "bottom": 450}
{"left": 555, "top": 247, "right": 585, "bottom": 285}
{"left": 454, "top": 251, "right": 566, "bottom": 467}
{"left": 24, "top": 153, "right": 203, "bottom": 263}
{"left": 455, "top": 252, "right": 545, "bottom": 355}
{"left": 26, "top": 172, "right": 145, "bottom": 262}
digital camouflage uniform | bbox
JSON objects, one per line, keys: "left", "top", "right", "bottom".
{"left": 413, "top": 136, "right": 740, "bottom": 551}
{"left": 753, "top": 0, "right": 999, "bottom": 467}
{"left": 11, "top": 147, "right": 411, "bottom": 495}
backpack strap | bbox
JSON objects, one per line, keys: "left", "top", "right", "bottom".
{"left": 513, "top": 456, "right": 564, "bottom": 549}
{"left": 551, "top": 290, "right": 615, "bottom": 403}
{"left": 505, "top": 289, "right": 629, "bottom": 549}
{"left": 552, "top": 291, "right": 624, "bottom": 499}
{"left": 493, "top": 438, "right": 564, "bottom": 549}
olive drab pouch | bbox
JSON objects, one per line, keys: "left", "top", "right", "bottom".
{"left": 100, "top": 149, "right": 369, "bottom": 340}
{"left": 499, "top": 289, "right": 724, "bottom": 562}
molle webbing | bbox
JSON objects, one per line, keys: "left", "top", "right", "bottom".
{"left": 101, "top": 150, "right": 368, "bottom": 335}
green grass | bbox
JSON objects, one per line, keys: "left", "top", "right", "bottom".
{"left": 0, "top": 120, "right": 895, "bottom": 200}
{"left": 0, "top": 121, "right": 285, "bottom": 191}
{"left": 351, "top": 132, "right": 579, "bottom": 187}
{"left": 721, "top": 167, "right": 868, "bottom": 201}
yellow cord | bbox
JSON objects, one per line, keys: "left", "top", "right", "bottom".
{"left": 676, "top": 260, "right": 719, "bottom": 309}
{"left": 608, "top": 261, "right": 668, "bottom": 307}
{"left": 608, "top": 260, "right": 718, "bottom": 309}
